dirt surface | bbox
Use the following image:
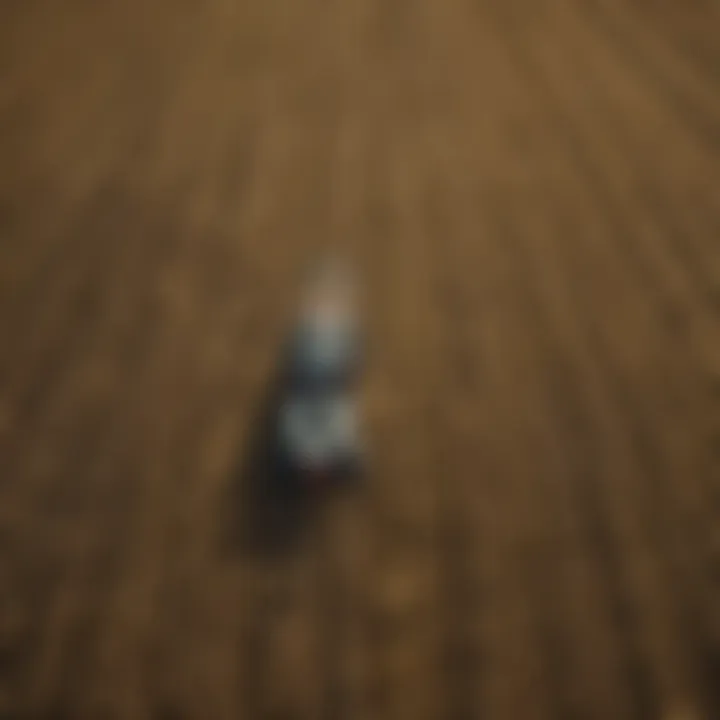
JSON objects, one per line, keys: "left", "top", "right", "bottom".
{"left": 1, "top": 0, "right": 719, "bottom": 718}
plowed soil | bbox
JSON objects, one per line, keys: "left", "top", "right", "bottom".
{"left": 1, "top": 1, "right": 719, "bottom": 718}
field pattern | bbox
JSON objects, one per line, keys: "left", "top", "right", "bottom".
{"left": 1, "top": 0, "right": 719, "bottom": 718}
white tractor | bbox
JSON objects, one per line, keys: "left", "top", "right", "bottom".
{"left": 275, "top": 255, "right": 364, "bottom": 487}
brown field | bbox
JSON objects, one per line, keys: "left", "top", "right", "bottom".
{"left": 1, "top": 0, "right": 719, "bottom": 718}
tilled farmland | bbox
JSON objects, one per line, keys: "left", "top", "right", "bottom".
{"left": 1, "top": 0, "right": 719, "bottom": 718}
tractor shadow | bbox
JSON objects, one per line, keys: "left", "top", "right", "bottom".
{"left": 221, "top": 362, "right": 323, "bottom": 559}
